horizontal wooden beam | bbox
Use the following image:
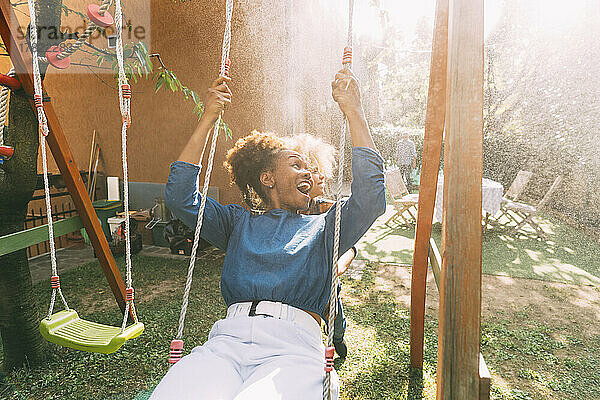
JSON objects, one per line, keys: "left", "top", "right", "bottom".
{"left": 479, "top": 353, "right": 491, "bottom": 400}
{"left": 428, "top": 237, "right": 442, "bottom": 290}
{"left": 0, "top": 216, "right": 83, "bottom": 257}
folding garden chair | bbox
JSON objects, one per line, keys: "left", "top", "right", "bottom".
{"left": 504, "top": 170, "right": 533, "bottom": 202}
{"left": 385, "top": 169, "right": 419, "bottom": 226}
{"left": 495, "top": 170, "right": 533, "bottom": 224}
{"left": 502, "top": 175, "right": 562, "bottom": 239}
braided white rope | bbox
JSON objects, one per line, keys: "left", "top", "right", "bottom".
{"left": 114, "top": 1, "right": 130, "bottom": 120}
{"left": 26, "top": 0, "right": 70, "bottom": 318}
{"left": 0, "top": 68, "right": 15, "bottom": 145}
{"left": 324, "top": 1, "right": 353, "bottom": 398}
{"left": 174, "top": 0, "right": 233, "bottom": 343}
{"left": 113, "top": 0, "right": 138, "bottom": 331}
{"left": 347, "top": 0, "right": 354, "bottom": 49}
{"left": 56, "top": 0, "right": 112, "bottom": 60}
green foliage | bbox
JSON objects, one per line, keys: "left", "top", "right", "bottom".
{"left": 60, "top": 4, "right": 87, "bottom": 21}
{"left": 93, "top": 40, "right": 232, "bottom": 139}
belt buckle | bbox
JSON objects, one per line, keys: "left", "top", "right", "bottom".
{"left": 248, "top": 300, "right": 273, "bottom": 318}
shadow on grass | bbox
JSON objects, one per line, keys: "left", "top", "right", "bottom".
{"left": 361, "top": 204, "right": 600, "bottom": 286}
{"left": 476, "top": 213, "right": 600, "bottom": 286}
{"left": 341, "top": 262, "right": 600, "bottom": 400}
{"left": 337, "top": 265, "right": 438, "bottom": 400}
{"left": 355, "top": 214, "right": 416, "bottom": 265}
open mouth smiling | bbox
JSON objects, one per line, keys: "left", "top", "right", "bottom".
{"left": 297, "top": 181, "right": 312, "bottom": 197}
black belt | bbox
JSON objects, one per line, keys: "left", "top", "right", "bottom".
{"left": 248, "top": 300, "right": 274, "bottom": 318}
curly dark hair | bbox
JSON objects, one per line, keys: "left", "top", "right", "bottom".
{"left": 224, "top": 131, "right": 285, "bottom": 210}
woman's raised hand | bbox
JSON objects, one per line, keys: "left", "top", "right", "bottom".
{"left": 203, "top": 75, "right": 232, "bottom": 122}
{"left": 331, "top": 68, "right": 376, "bottom": 149}
{"left": 331, "top": 68, "right": 362, "bottom": 118}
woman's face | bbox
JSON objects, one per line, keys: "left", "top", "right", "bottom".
{"left": 263, "top": 150, "right": 313, "bottom": 212}
{"left": 309, "top": 166, "right": 325, "bottom": 199}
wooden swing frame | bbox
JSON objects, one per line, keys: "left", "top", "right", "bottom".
{"left": 0, "top": 0, "right": 134, "bottom": 320}
{"left": 410, "top": 0, "right": 491, "bottom": 398}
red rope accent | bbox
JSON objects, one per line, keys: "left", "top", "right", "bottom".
{"left": 121, "top": 84, "right": 131, "bottom": 99}
{"left": 50, "top": 275, "right": 60, "bottom": 289}
{"left": 342, "top": 46, "right": 352, "bottom": 65}
{"left": 169, "top": 339, "right": 184, "bottom": 364}
{"left": 34, "top": 94, "right": 43, "bottom": 108}
{"left": 125, "top": 287, "right": 134, "bottom": 302}
{"left": 324, "top": 346, "right": 335, "bottom": 372}
{"left": 221, "top": 58, "right": 230, "bottom": 77}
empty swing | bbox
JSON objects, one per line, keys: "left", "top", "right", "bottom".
{"left": 30, "top": 0, "right": 144, "bottom": 354}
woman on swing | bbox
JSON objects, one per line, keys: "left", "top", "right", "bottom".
{"left": 150, "top": 68, "right": 386, "bottom": 400}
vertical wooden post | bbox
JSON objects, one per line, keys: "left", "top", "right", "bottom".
{"left": 410, "top": 0, "right": 449, "bottom": 369}
{"left": 0, "top": 0, "right": 129, "bottom": 314}
{"left": 437, "top": 0, "right": 484, "bottom": 398}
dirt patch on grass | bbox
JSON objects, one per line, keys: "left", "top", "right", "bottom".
{"left": 348, "top": 261, "right": 600, "bottom": 399}
{"left": 360, "top": 261, "right": 600, "bottom": 336}
{"left": 76, "top": 279, "right": 184, "bottom": 315}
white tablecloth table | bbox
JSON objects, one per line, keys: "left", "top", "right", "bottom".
{"left": 433, "top": 174, "right": 504, "bottom": 223}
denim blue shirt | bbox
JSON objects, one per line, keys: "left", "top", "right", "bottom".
{"left": 165, "top": 146, "right": 386, "bottom": 318}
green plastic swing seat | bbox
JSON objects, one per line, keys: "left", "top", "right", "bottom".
{"left": 39, "top": 309, "right": 144, "bottom": 354}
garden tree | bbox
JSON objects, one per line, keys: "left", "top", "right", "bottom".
{"left": 358, "top": 4, "right": 432, "bottom": 129}
{"left": 482, "top": 0, "right": 600, "bottom": 224}
{"left": 0, "top": 1, "right": 229, "bottom": 371}
{"left": 0, "top": 0, "right": 62, "bottom": 371}
{"left": 355, "top": 2, "right": 432, "bottom": 165}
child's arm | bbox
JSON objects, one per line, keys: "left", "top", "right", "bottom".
{"left": 337, "top": 247, "right": 356, "bottom": 277}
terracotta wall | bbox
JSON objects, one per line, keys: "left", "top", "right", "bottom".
{"left": 3, "top": 0, "right": 346, "bottom": 206}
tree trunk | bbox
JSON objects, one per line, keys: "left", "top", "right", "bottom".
{"left": 0, "top": 0, "right": 62, "bottom": 371}
{"left": 0, "top": 89, "right": 45, "bottom": 371}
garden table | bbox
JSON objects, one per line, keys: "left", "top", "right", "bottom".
{"left": 432, "top": 174, "right": 504, "bottom": 224}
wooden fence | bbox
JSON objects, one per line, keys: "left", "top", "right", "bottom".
{"left": 25, "top": 190, "right": 80, "bottom": 258}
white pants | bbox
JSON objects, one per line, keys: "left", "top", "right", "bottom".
{"left": 150, "top": 301, "right": 339, "bottom": 400}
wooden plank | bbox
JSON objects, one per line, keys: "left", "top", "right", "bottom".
{"left": 479, "top": 353, "right": 491, "bottom": 400}
{"left": 0, "top": 216, "right": 83, "bottom": 257}
{"left": 0, "top": 1, "right": 129, "bottom": 315}
{"left": 410, "top": 0, "right": 449, "bottom": 369}
{"left": 429, "top": 239, "right": 491, "bottom": 400}
{"left": 437, "top": 0, "right": 484, "bottom": 398}
{"left": 428, "top": 237, "right": 442, "bottom": 291}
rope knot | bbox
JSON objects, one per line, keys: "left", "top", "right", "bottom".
{"left": 221, "top": 58, "right": 231, "bottom": 77}
{"left": 342, "top": 46, "right": 352, "bottom": 66}
{"left": 50, "top": 275, "right": 60, "bottom": 289}
{"left": 324, "top": 346, "right": 335, "bottom": 372}
{"left": 125, "top": 287, "right": 134, "bottom": 302}
{"left": 169, "top": 339, "right": 184, "bottom": 364}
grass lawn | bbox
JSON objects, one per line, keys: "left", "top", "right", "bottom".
{"left": 1, "top": 250, "right": 599, "bottom": 399}
{"left": 356, "top": 205, "right": 600, "bottom": 286}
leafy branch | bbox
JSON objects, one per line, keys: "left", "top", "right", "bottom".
{"left": 93, "top": 40, "right": 232, "bottom": 139}
{"left": 60, "top": 4, "right": 87, "bottom": 21}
